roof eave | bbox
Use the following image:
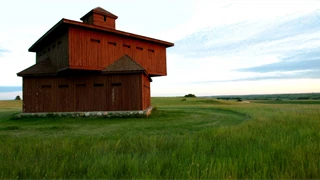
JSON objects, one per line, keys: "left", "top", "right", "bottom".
{"left": 17, "top": 73, "right": 57, "bottom": 77}
{"left": 80, "top": 10, "right": 93, "bottom": 21}
{"left": 28, "top": 19, "right": 66, "bottom": 52}
{"left": 64, "top": 19, "right": 174, "bottom": 47}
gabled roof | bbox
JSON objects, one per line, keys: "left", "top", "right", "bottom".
{"left": 81, "top": 7, "right": 118, "bottom": 20}
{"left": 17, "top": 59, "right": 57, "bottom": 77}
{"left": 102, "top": 54, "right": 145, "bottom": 73}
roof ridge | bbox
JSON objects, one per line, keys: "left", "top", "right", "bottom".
{"left": 93, "top": 7, "right": 118, "bottom": 18}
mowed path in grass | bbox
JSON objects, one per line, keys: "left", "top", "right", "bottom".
{"left": 0, "top": 98, "right": 319, "bottom": 179}
{"left": 0, "top": 98, "right": 247, "bottom": 137}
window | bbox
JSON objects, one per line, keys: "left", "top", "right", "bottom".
{"left": 123, "top": 44, "right": 131, "bottom": 48}
{"left": 41, "top": 85, "right": 51, "bottom": 88}
{"left": 108, "top": 42, "right": 116, "bottom": 46}
{"left": 148, "top": 49, "right": 155, "bottom": 53}
{"left": 93, "top": 83, "right": 104, "bottom": 87}
{"left": 57, "top": 41, "right": 62, "bottom": 45}
{"left": 111, "top": 83, "right": 122, "bottom": 86}
{"left": 52, "top": 44, "right": 56, "bottom": 49}
{"left": 104, "top": 15, "right": 107, "bottom": 22}
{"left": 58, "top": 84, "right": 68, "bottom": 88}
{"left": 48, "top": 48, "right": 51, "bottom": 52}
{"left": 136, "top": 47, "right": 143, "bottom": 50}
{"left": 91, "top": 39, "right": 100, "bottom": 43}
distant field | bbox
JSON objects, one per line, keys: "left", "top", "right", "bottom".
{"left": 212, "top": 92, "right": 320, "bottom": 100}
{"left": 252, "top": 100, "right": 320, "bottom": 104}
{"left": 0, "top": 98, "right": 319, "bottom": 179}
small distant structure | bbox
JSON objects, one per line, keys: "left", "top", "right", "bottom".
{"left": 184, "top": 94, "right": 196, "bottom": 98}
{"left": 17, "top": 7, "right": 174, "bottom": 113}
{"left": 15, "top": 95, "right": 21, "bottom": 100}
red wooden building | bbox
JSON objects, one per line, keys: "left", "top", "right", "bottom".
{"left": 17, "top": 7, "right": 174, "bottom": 113}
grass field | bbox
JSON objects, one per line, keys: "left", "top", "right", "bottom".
{"left": 0, "top": 98, "right": 319, "bottom": 179}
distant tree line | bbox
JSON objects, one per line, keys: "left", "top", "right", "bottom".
{"left": 15, "top": 96, "right": 21, "bottom": 100}
{"left": 184, "top": 94, "right": 196, "bottom": 98}
{"left": 215, "top": 93, "right": 320, "bottom": 101}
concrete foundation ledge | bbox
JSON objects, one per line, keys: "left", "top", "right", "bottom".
{"left": 14, "top": 106, "right": 153, "bottom": 119}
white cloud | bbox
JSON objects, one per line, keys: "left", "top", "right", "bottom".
{"left": 157, "top": 0, "right": 320, "bottom": 42}
{"left": 246, "top": 31, "right": 320, "bottom": 55}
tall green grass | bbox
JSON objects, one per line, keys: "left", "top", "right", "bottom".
{"left": 0, "top": 98, "right": 319, "bottom": 179}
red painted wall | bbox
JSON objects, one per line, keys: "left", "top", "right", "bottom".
{"left": 68, "top": 27, "right": 167, "bottom": 76}
{"left": 22, "top": 73, "right": 150, "bottom": 113}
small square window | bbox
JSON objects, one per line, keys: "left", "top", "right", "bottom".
{"left": 108, "top": 42, "right": 116, "bottom": 46}
{"left": 94, "top": 83, "right": 104, "bottom": 87}
{"left": 58, "top": 84, "right": 68, "bottom": 88}
{"left": 91, "top": 39, "right": 100, "bottom": 43}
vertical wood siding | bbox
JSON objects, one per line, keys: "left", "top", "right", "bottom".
{"left": 92, "top": 13, "right": 116, "bottom": 29}
{"left": 22, "top": 73, "right": 145, "bottom": 113}
{"left": 141, "top": 74, "right": 151, "bottom": 110}
{"left": 36, "top": 32, "right": 69, "bottom": 70}
{"left": 69, "top": 27, "right": 167, "bottom": 76}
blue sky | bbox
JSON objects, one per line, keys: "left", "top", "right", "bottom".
{"left": 1, "top": 0, "right": 320, "bottom": 99}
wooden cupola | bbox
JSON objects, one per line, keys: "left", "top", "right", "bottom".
{"left": 80, "top": 7, "right": 118, "bottom": 29}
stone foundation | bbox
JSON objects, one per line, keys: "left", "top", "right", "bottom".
{"left": 14, "top": 106, "right": 153, "bottom": 119}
